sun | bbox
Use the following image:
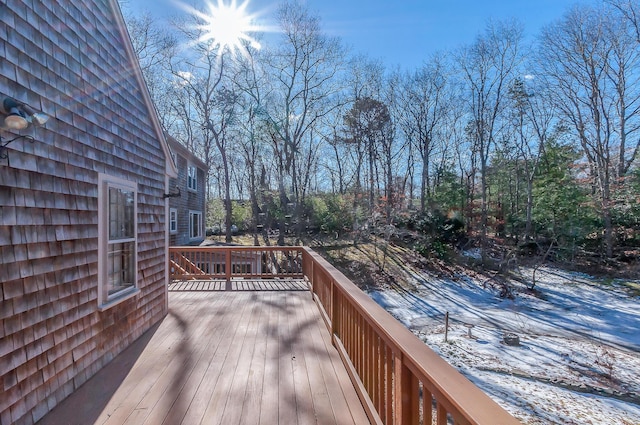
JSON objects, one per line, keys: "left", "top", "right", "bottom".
{"left": 182, "top": 0, "right": 263, "bottom": 57}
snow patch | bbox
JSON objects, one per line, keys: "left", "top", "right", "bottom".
{"left": 367, "top": 265, "right": 640, "bottom": 424}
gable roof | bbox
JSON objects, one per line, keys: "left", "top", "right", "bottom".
{"left": 108, "top": 0, "right": 178, "bottom": 179}
{"left": 166, "top": 134, "right": 209, "bottom": 172}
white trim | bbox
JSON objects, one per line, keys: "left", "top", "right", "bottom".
{"left": 98, "top": 173, "right": 138, "bottom": 309}
{"left": 169, "top": 208, "right": 178, "bottom": 234}
{"left": 187, "top": 163, "right": 198, "bottom": 192}
{"left": 189, "top": 210, "right": 203, "bottom": 240}
{"left": 97, "top": 288, "right": 140, "bottom": 312}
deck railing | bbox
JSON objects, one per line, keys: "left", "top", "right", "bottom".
{"left": 169, "top": 245, "right": 521, "bottom": 425}
{"left": 169, "top": 246, "right": 303, "bottom": 281}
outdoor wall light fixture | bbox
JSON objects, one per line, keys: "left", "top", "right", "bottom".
{"left": 163, "top": 186, "right": 182, "bottom": 199}
{"left": 0, "top": 96, "right": 50, "bottom": 159}
{"left": 0, "top": 97, "right": 49, "bottom": 129}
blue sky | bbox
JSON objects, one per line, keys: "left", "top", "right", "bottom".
{"left": 124, "top": 0, "right": 587, "bottom": 70}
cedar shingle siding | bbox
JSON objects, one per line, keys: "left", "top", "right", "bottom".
{"left": 167, "top": 137, "right": 208, "bottom": 246}
{"left": 0, "top": 1, "right": 171, "bottom": 424}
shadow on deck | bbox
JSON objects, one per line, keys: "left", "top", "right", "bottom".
{"left": 38, "top": 246, "right": 521, "bottom": 425}
{"left": 37, "top": 286, "right": 369, "bottom": 425}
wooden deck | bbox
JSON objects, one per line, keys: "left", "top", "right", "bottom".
{"left": 168, "top": 278, "right": 310, "bottom": 292}
{"left": 37, "top": 287, "right": 370, "bottom": 425}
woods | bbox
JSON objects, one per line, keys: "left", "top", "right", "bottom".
{"left": 123, "top": 0, "right": 640, "bottom": 264}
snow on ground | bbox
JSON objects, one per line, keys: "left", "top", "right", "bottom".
{"left": 367, "top": 263, "right": 640, "bottom": 424}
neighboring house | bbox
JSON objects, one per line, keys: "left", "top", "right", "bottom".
{"left": 166, "top": 135, "right": 208, "bottom": 246}
{"left": 0, "top": 2, "right": 177, "bottom": 424}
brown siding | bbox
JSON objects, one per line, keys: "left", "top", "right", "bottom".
{"left": 0, "top": 1, "right": 169, "bottom": 424}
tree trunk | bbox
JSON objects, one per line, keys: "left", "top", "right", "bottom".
{"left": 368, "top": 136, "right": 376, "bottom": 214}
{"left": 602, "top": 181, "right": 614, "bottom": 258}
{"left": 480, "top": 149, "right": 489, "bottom": 262}
{"left": 525, "top": 175, "right": 534, "bottom": 240}
{"left": 278, "top": 175, "right": 287, "bottom": 246}
{"left": 222, "top": 151, "right": 233, "bottom": 244}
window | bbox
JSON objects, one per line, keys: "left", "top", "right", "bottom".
{"left": 187, "top": 164, "right": 197, "bottom": 191}
{"left": 189, "top": 210, "right": 203, "bottom": 240}
{"left": 169, "top": 208, "right": 177, "bottom": 234}
{"left": 98, "top": 174, "right": 138, "bottom": 308}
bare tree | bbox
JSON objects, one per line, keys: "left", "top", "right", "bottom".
{"left": 340, "top": 57, "right": 385, "bottom": 235}
{"left": 323, "top": 107, "right": 350, "bottom": 195}
{"left": 457, "top": 19, "right": 524, "bottom": 260}
{"left": 604, "top": 3, "right": 640, "bottom": 180}
{"left": 263, "top": 1, "right": 345, "bottom": 244}
{"left": 232, "top": 45, "right": 272, "bottom": 244}
{"left": 169, "top": 13, "right": 237, "bottom": 242}
{"left": 538, "top": 3, "right": 640, "bottom": 257}
{"left": 399, "top": 53, "right": 450, "bottom": 213}
{"left": 607, "top": 0, "right": 640, "bottom": 43}
{"left": 380, "top": 73, "right": 404, "bottom": 225}
{"left": 507, "top": 76, "right": 557, "bottom": 241}
{"left": 123, "top": 10, "right": 181, "bottom": 133}
{"left": 343, "top": 97, "right": 392, "bottom": 218}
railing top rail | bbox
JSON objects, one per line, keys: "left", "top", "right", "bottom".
{"left": 170, "top": 245, "right": 303, "bottom": 252}
{"left": 301, "top": 247, "right": 520, "bottom": 425}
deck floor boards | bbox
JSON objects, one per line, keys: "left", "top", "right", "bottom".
{"left": 37, "top": 287, "right": 369, "bottom": 425}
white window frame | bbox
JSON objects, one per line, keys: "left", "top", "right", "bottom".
{"left": 169, "top": 208, "right": 178, "bottom": 234}
{"left": 189, "top": 210, "right": 203, "bottom": 240}
{"left": 187, "top": 164, "right": 197, "bottom": 192}
{"left": 98, "top": 174, "right": 139, "bottom": 310}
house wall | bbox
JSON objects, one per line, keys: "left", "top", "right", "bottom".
{"left": 0, "top": 1, "right": 169, "bottom": 424}
{"left": 167, "top": 138, "right": 207, "bottom": 246}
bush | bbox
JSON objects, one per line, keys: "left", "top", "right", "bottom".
{"left": 310, "top": 194, "right": 353, "bottom": 235}
{"left": 407, "top": 209, "right": 465, "bottom": 244}
{"left": 413, "top": 240, "right": 449, "bottom": 259}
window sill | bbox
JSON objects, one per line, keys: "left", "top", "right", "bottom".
{"left": 98, "top": 288, "right": 140, "bottom": 311}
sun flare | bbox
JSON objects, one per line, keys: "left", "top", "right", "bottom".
{"left": 181, "top": 0, "right": 263, "bottom": 57}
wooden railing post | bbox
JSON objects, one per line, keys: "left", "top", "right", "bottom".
{"left": 306, "top": 249, "right": 315, "bottom": 298}
{"left": 331, "top": 280, "right": 339, "bottom": 342}
{"left": 225, "top": 248, "right": 232, "bottom": 290}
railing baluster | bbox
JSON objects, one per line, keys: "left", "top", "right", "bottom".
{"left": 424, "top": 391, "right": 433, "bottom": 425}
{"left": 436, "top": 401, "right": 448, "bottom": 425}
{"left": 393, "top": 352, "right": 419, "bottom": 425}
{"left": 331, "top": 279, "right": 338, "bottom": 338}
{"left": 364, "top": 321, "right": 369, "bottom": 395}
{"left": 168, "top": 246, "right": 305, "bottom": 281}
{"left": 385, "top": 345, "right": 393, "bottom": 425}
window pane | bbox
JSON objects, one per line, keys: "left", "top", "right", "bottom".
{"left": 191, "top": 213, "right": 198, "bottom": 238}
{"left": 107, "top": 242, "right": 135, "bottom": 296}
{"left": 188, "top": 165, "right": 197, "bottom": 190}
{"left": 109, "top": 187, "right": 134, "bottom": 240}
{"left": 170, "top": 210, "right": 177, "bottom": 232}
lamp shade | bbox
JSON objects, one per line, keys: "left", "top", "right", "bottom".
{"left": 1, "top": 98, "right": 29, "bottom": 130}
{"left": 20, "top": 103, "right": 49, "bottom": 126}
{"left": 4, "top": 111, "right": 29, "bottom": 130}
